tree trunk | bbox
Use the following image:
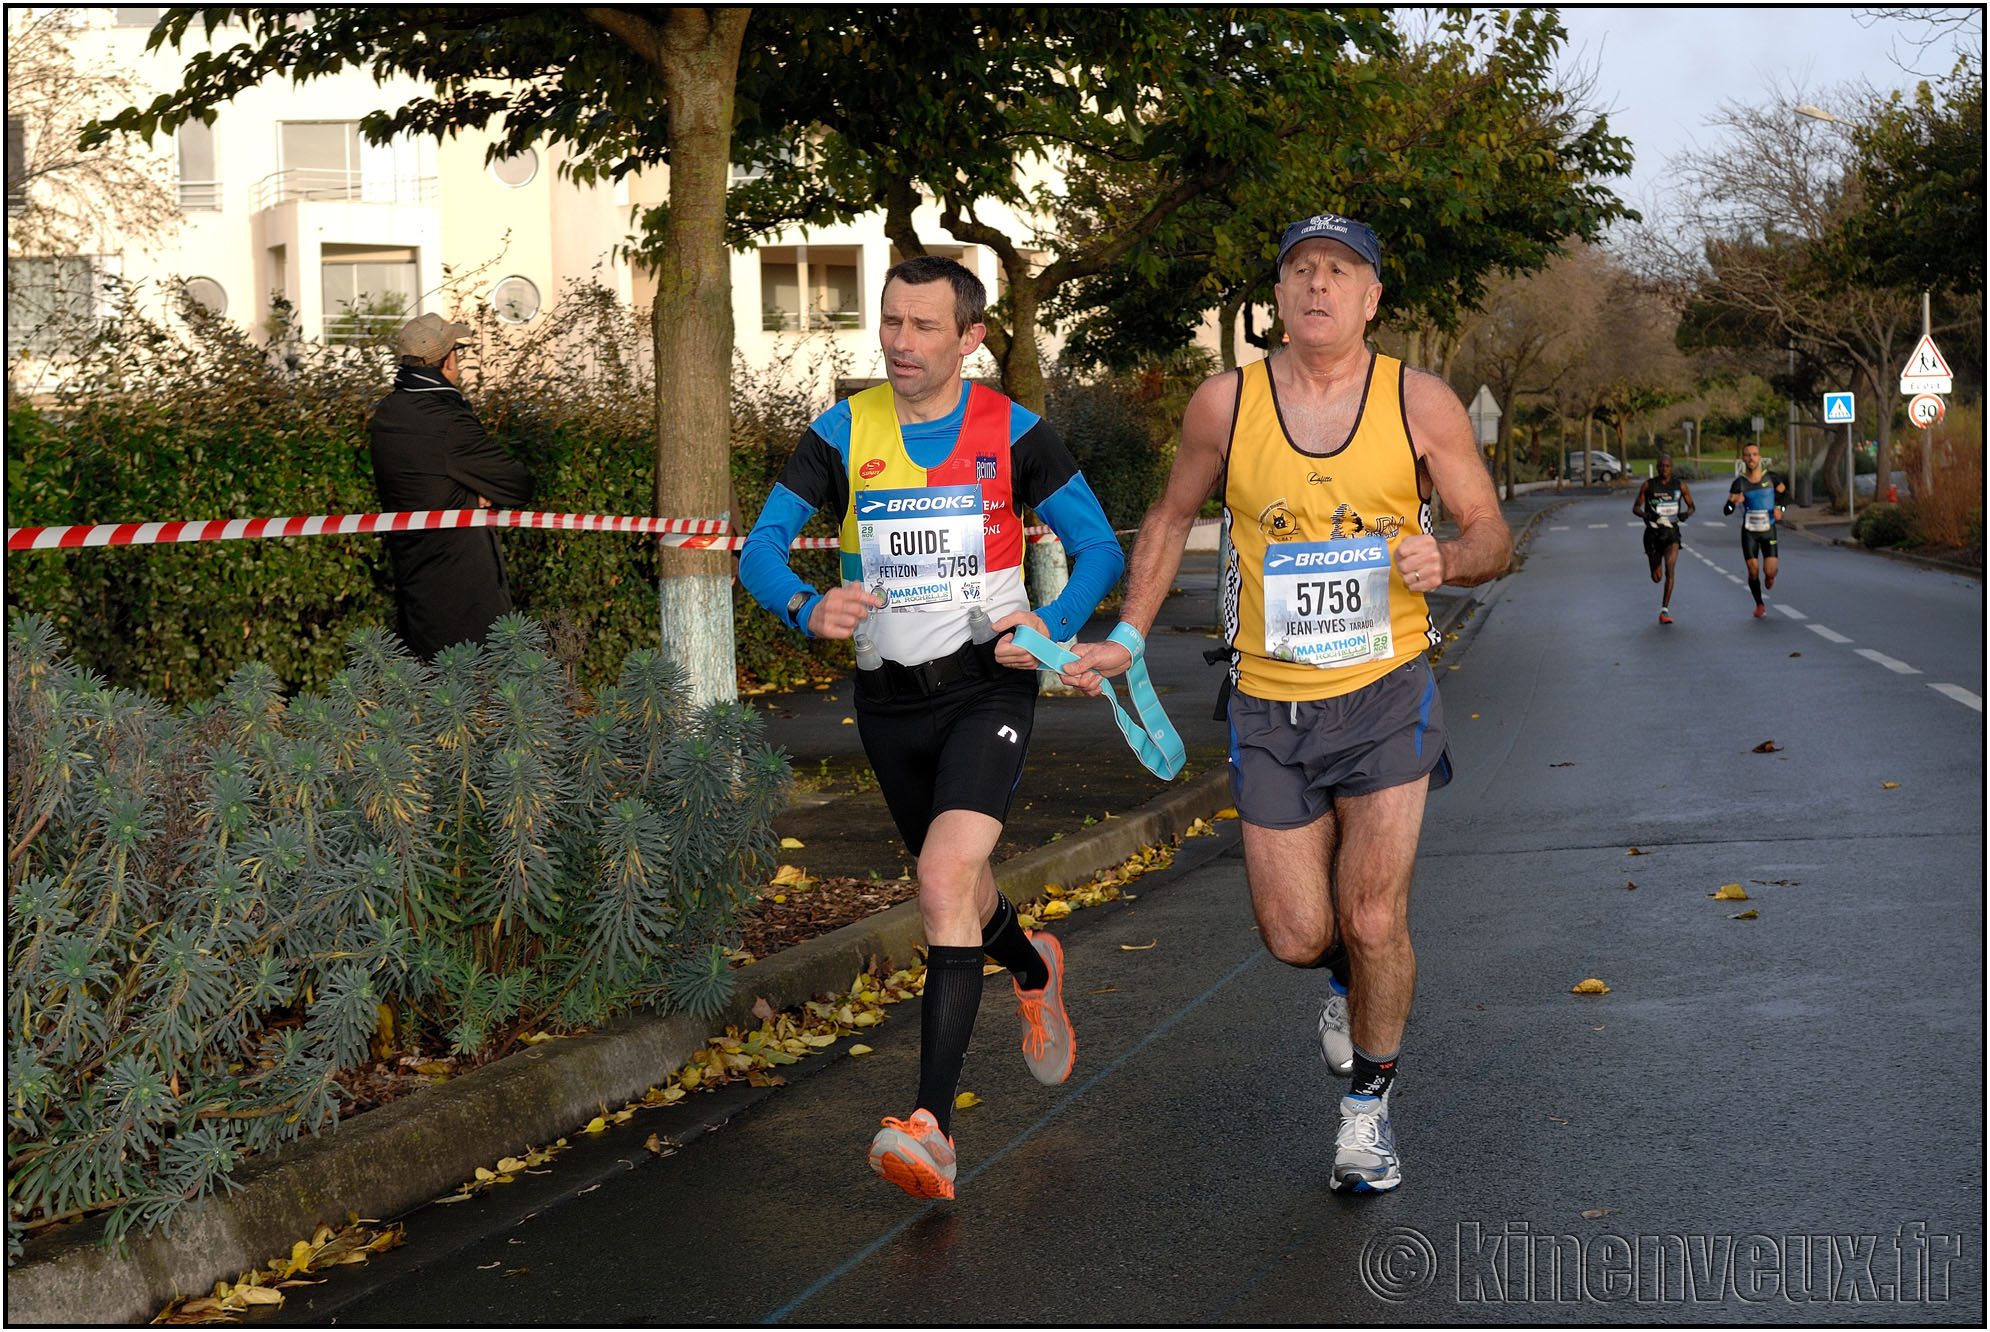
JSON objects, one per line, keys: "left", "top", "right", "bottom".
{"left": 635, "top": 8, "right": 750, "bottom": 709}
{"left": 1218, "top": 291, "right": 1244, "bottom": 371}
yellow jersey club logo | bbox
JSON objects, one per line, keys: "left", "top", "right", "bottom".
{"left": 1258, "top": 499, "right": 1302, "bottom": 542}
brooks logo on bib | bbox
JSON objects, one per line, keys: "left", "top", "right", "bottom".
{"left": 1262, "top": 537, "right": 1394, "bottom": 667}
{"left": 855, "top": 484, "right": 986, "bottom": 607}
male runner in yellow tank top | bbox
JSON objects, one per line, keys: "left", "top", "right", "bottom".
{"left": 1063, "top": 214, "right": 1511, "bottom": 1191}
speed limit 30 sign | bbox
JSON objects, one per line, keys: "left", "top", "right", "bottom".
{"left": 1908, "top": 393, "right": 1946, "bottom": 428}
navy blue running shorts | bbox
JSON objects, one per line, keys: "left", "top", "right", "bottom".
{"left": 1226, "top": 655, "right": 1452, "bottom": 830}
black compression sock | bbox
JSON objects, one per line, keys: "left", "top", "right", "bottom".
{"left": 1323, "top": 940, "right": 1351, "bottom": 991}
{"left": 1350, "top": 1045, "right": 1399, "bottom": 1099}
{"left": 981, "top": 894, "right": 1049, "bottom": 991}
{"left": 1748, "top": 576, "right": 1762, "bottom": 604}
{"left": 915, "top": 946, "right": 985, "bottom": 1136}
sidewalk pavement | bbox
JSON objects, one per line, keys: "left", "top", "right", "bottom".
{"left": 8, "top": 490, "right": 1574, "bottom": 1326}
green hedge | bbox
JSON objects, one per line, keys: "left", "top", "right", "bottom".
{"left": 5, "top": 285, "right": 857, "bottom": 704}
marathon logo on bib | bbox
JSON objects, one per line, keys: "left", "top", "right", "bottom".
{"left": 856, "top": 484, "right": 987, "bottom": 609}
{"left": 1262, "top": 536, "right": 1394, "bottom": 669}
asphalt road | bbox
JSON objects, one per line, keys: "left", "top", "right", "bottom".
{"left": 283, "top": 497, "right": 1983, "bottom": 1325}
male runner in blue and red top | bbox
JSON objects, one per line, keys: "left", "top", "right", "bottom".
{"left": 741, "top": 256, "right": 1122, "bottom": 1201}
{"left": 1725, "top": 442, "right": 1786, "bottom": 618}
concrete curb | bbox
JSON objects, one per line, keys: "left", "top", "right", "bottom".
{"left": 6, "top": 769, "right": 1233, "bottom": 1327}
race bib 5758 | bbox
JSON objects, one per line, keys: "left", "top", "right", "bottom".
{"left": 1262, "top": 537, "right": 1395, "bottom": 668}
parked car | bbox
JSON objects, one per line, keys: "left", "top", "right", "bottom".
{"left": 1562, "top": 450, "right": 1623, "bottom": 482}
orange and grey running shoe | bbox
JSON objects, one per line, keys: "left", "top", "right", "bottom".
{"left": 869, "top": 1108, "right": 956, "bottom": 1200}
{"left": 1014, "top": 931, "right": 1075, "bottom": 1085}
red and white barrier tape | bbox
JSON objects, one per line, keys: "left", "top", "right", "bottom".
{"left": 6, "top": 508, "right": 1068, "bottom": 554}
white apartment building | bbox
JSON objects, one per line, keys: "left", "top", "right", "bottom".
{"left": 6, "top": 8, "right": 1082, "bottom": 396}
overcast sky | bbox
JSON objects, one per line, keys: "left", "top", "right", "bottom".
{"left": 1551, "top": 7, "right": 1975, "bottom": 220}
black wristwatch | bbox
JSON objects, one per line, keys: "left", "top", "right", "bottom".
{"left": 787, "top": 590, "right": 811, "bottom": 629}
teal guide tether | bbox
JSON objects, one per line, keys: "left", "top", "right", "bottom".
{"left": 1008, "top": 623, "right": 1186, "bottom": 781}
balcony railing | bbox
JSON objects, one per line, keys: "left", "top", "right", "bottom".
{"left": 321, "top": 311, "right": 407, "bottom": 346}
{"left": 178, "top": 179, "right": 223, "bottom": 211}
{"left": 252, "top": 169, "right": 437, "bottom": 210}
{"left": 761, "top": 308, "right": 862, "bottom": 333}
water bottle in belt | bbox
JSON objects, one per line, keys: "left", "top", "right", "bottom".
{"left": 966, "top": 606, "right": 996, "bottom": 645}
{"left": 853, "top": 617, "right": 883, "bottom": 671}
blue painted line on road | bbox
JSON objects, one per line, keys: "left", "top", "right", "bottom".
{"left": 763, "top": 947, "right": 1266, "bottom": 1324}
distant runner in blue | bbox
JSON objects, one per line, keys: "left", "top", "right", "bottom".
{"left": 1724, "top": 442, "right": 1786, "bottom": 618}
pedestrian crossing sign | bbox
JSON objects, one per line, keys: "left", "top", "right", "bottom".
{"left": 1823, "top": 392, "right": 1854, "bottom": 424}
{"left": 1898, "top": 334, "right": 1952, "bottom": 395}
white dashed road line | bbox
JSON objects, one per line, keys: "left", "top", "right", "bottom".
{"left": 1565, "top": 511, "right": 1976, "bottom": 713}
{"left": 1855, "top": 649, "right": 1922, "bottom": 675}
{"left": 1929, "top": 684, "right": 1983, "bottom": 712}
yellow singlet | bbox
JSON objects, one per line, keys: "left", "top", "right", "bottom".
{"left": 1220, "top": 352, "right": 1438, "bottom": 701}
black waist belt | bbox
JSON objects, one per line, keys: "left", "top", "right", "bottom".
{"left": 855, "top": 637, "right": 1010, "bottom": 702}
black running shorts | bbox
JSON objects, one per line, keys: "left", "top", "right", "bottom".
{"left": 1643, "top": 526, "right": 1681, "bottom": 565}
{"left": 1740, "top": 527, "right": 1779, "bottom": 561}
{"left": 855, "top": 667, "right": 1038, "bottom": 856}
{"left": 1226, "top": 655, "right": 1452, "bottom": 830}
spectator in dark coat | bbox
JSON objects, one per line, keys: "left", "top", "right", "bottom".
{"left": 368, "top": 313, "right": 535, "bottom": 660}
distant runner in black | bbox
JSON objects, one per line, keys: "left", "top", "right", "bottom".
{"left": 1633, "top": 453, "right": 1695, "bottom": 625}
{"left": 1724, "top": 443, "right": 1786, "bottom": 619}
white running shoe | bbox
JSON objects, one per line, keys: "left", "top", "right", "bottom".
{"left": 1316, "top": 982, "right": 1354, "bottom": 1077}
{"left": 1331, "top": 1087, "right": 1402, "bottom": 1193}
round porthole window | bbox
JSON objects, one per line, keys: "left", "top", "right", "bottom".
{"left": 489, "top": 149, "right": 538, "bottom": 188}
{"left": 491, "top": 276, "right": 541, "bottom": 324}
{"left": 182, "top": 276, "right": 228, "bottom": 315}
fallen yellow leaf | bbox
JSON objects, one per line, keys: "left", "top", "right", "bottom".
{"left": 1626, "top": 847, "right": 1648, "bottom": 856}
{"left": 840, "top": 717, "right": 854, "bottom": 725}
{"left": 1882, "top": 781, "right": 1900, "bottom": 790}
{"left": 581, "top": 1116, "right": 608, "bottom": 1133}
{"left": 1731, "top": 910, "right": 1759, "bottom": 920}
{"left": 779, "top": 836, "right": 806, "bottom": 849}
{"left": 1039, "top": 900, "right": 1073, "bottom": 920}
{"left": 1570, "top": 978, "right": 1611, "bottom": 995}
{"left": 771, "top": 864, "right": 810, "bottom": 887}
{"left": 1017, "top": 913, "right": 1039, "bottom": 930}
{"left": 1214, "top": 808, "right": 1239, "bottom": 820}
{"left": 1710, "top": 883, "right": 1749, "bottom": 900}
{"left": 1120, "top": 939, "right": 1158, "bottom": 951}
{"left": 847, "top": 1044, "right": 873, "bottom": 1056}
{"left": 238, "top": 1287, "right": 283, "bottom": 1306}
{"left": 954, "top": 1091, "right": 982, "bottom": 1110}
